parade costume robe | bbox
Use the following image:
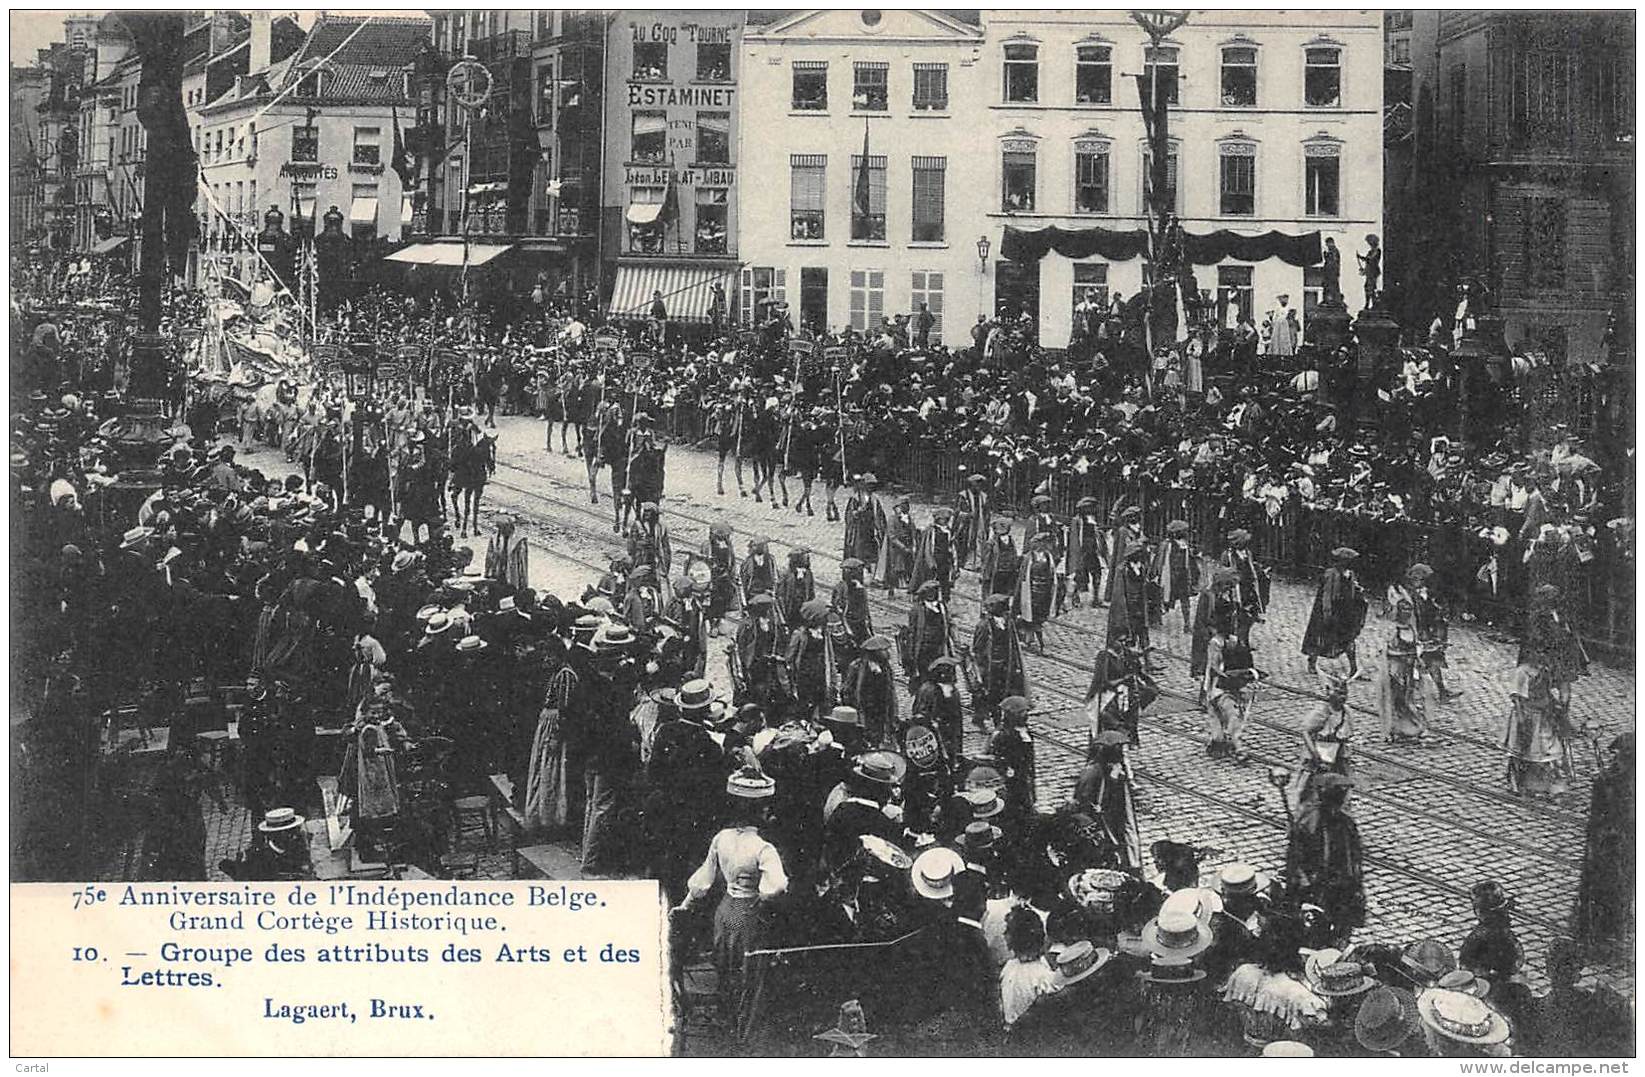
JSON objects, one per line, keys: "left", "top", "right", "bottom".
{"left": 909, "top": 522, "right": 957, "bottom": 598}
{"left": 1150, "top": 540, "right": 1199, "bottom": 618}
{"left": 484, "top": 529, "right": 530, "bottom": 591}
{"left": 875, "top": 509, "right": 917, "bottom": 590}
{"left": 956, "top": 486, "right": 990, "bottom": 568}
{"left": 980, "top": 535, "right": 1021, "bottom": 604}
{"left": 623, "top": 584, "right": 663, "bottom": 634}
{"left": 1016, "top": 546, "right": 1059, "bottom": 628}
{"left": 1191, "top": 589, "right": 1239, "bottom": 678}
{"left": 830, "top": 578, "right": 874, "bottom": 649}
{"left": 1284, "top": 802, "right": 1366, "bottom": 937}
{"left": 703, "top": 532, "right": 737, "bottom": 617}
{"left": 843, "top": 655, "right": 898, "bottom": 746}
{"left": 913, "top": 680, "right": 965, "bottom": 759}
{"left": 733, "top": 614, "right": 786, "bottom": 709}
{"left": 843, "top": 493, "right": 885, "bottom": 566}
{"left": 664, "top": 594, "right": 711, "bottom": 677}
{"left": 626, "top": 518, "right": 673, "bottom": 578}
{"left": 1066, "top": 514, "right": 1110, "bottom": 600}
{"left": 525, "top": 645, "right": 591, "bottom": 831}
{"left": 774, "top": 566, "right": 816, "bottom": 630}
{"left": 787, "top": 626, "right": 839, "bottom": 720}
{"left": 737, "top": 552, "right": 777, "bottom": 611}
{"left": 1074, "top": 762, "right": 1143, "bottom": 872}
{"left": 969, "top": 614, "right": 1028, "bottom": 719}
{"left": 1220, "top": 547, "right": 1269, "bottom": 622}
{"left": 1106, "top": 560, "right": 1152, "bottom": 650}
{"left": 1575, "top": 742, "right": 1634, "bottom": 952}
{"left": 1301, "top": 566, "right": 1366, "bottom": 660}
{"left": 905, "top": 599, "right": 956, "bottom": 686}
{"left": 1084, "top": 646, "right": 1155, "bottom": 746}
{"left": 1503, "top": 606, "right": 1589, "bottom": 796}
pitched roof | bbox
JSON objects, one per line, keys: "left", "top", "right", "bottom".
{"left": 286, "top": 15, "right": 429, "bottom": 72}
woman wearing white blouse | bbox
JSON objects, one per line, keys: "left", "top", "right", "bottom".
{"left": 680, "top": 768, "right": 789, "bottom": 1019}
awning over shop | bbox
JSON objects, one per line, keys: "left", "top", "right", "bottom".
{"left": 90, "top": 235, "right": 129, "bottom": 256}
{"left": 384, "top": 242, "right": 513, "bottom": 268}
{"left": 350, "top": 196, "right": 378, "bottom": 225}
{"left": 625, "top": 202, "right": 663, "bottom": 226}
{"left": 607, "top": 263, "right": 738, "bottom": 323}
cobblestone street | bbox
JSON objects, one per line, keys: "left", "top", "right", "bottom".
{"left": 460, "top": 414, "right": 1633, "bottom": 998}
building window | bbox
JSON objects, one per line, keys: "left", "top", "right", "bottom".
{"left": 1074, "top": 142, "right": 1109, "bottom": 214}
{"left": 247, "top": 123, "right": 257, "bottom": 160}
{"left": 627, "top": 186, "right": 664, "bottom": 253}
{"left": 696, "top": 112, "right": 730, "bottom": 165}
{"left": 1304, "top": 145, "right": 1340, "bottom": 216}
{"left": 1305, "top": 46, "right": 1341, "bottom": 107}
{"left": 850, "top": 154, "right": 886, "bottom": 240}
{"left": 352, "top": 126, "right": 381, "bottom": 166}
{"left": 1142, "top": 146, "right": 1180, "bottom": 213}
{"left": 792, "top": 61, "right": 828, "bottom": 111}
{"left": 1449, "top": 63, "right": 1467, "bottom": 140}
{"left": 1218, "top": 144, "right": 1255, "bottom": 216}
{"left": 1221, "top": 46, "right": 1258, "bottom": 107}
{"left": 910, "top": 270, "right": 944, "bottom": 337}
{"left": 1217, "top": 265, "right": 1254, "bottom": 326}
{"left": 1387, "top": 11, "right": 1413, "bottom": 30}
{"left": 1076, "top": 44, "right": 1112, "bottom": 104}
{"left": 1143, "top": 46, "right": 1179, "bottom": 106}
{"left": 633, "top": 41, "right": 667, "bottom": 81}
{"left": 1002, "top": 144, "right": 1036, "bottom": 212}
{"left": 631, "top": 111, "right": 666, "bottom": 164}
{"left": 1510, "top": 51, "right": 1573, "bottom": 144}
{"left": 912, "top": 62, "right": 948, "bottom": 111}
{"left": 1072, "top": 263, "right": 1109, "bottom": 317}
{"left": 1303, "top": 265, "right": 1324, "bottom": 326}
{"left": 790, "top": 154, "right": 826, "bottom": 240}
{"left": 695, "top": 188, "right": 728, "bottom": 254}
{"left": 1524, "top": 196, "right": 1567, "bottom": 289}
{"left": 536, "top": 64, "right": 555, "bottom": 125}
{"left": 911, "top": 156, "right": 945, "bottom": 242}
{"left": 697, "top": 41, "right": 731, "bottom": 82}
{"left": 853, "top": 61, "right": 888, "bottom": 111}
{"left": 740, "top": 267, "right": 786, "bottom": 326}
{"left": 1390, "top": 39, "right": 1411, "bottom": 66}
{"left": 1003, "top": 42, "right": 1038, "bottom": 103}
{"left": 849, "top": 268, "right": 885, "bottom": 331}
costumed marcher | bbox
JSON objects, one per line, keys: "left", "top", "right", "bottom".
{"left": 989, "top": 695, "right": 1037, "bottom": 819}
{"left": 1071, "top": 729, "right": 1143, "bottom": 871}
{"left": 626, "top": 501, "right": 673, "bottom": 580}
{"left": 1016, "top": 529, "right": 1060, "bottom": 654}
{"left": 1066, "top": 496, "right": 1110, "bottom": 610}
{"left": 786, "top": 598, "right": 839, "bottom": 722}
{"left": 1378, "top": 587, "right": 1435, "bottom": 745}
{"left": 1023, "top": 491, "right": 1067, "bottom": 613}
{"left": 1084, "top": 633, "right": 1156, "bottom": 748}
{"left": 1107, "top": 538, "right": 1154, "bottom": 666}
{"left": 956, "top": 473, "right": 991, "bottom": 570}
{"left": 731, "top": 593, "right": 786, "bottom": 715}
{"left": 774, "top": 549, "right": 815, "bottom": 630}
{"left": 1150, "top": 519, "right": 1199, "bottom": 633}
{"left": 842, "top": 633, "right": 898, "bottom": 747}
{"left": 980, "top": 517, "right": 1020, "bottom": 605}
{"left": 903, "top": 579, "right": 955, "bottom": 694}
{"left": 830, "top": 557, "right": 874, "bottom": 660}
{"left": 969, "top": 593, "right": 1028, "bottom": 731}
{"left": 737, "top": 534, "right": 777, "bottom": 612}
{"left": 1202, "top": 617, "right": 1259, "bottom": 761}
{"left": 1503, "top": 584, "right": 1589, "bottom": 797}
{"left": 1284, "top": 772, "right": 1365, "bottom": 944}
{"left": 1220, "top": 529, "right": 1268, "bottom": 646}
{"left": 909, "top": 505, "right": 959, "bottom": 604}
{"left": 912, "top": 655, "right": 964, "bottom": 760}
{"left": 1191, "top": 568, "right": 1241, "bottom": 680}
{"left": 875, "top": 495, "right": 916, "bottom": 593}
{"left": 702, "top": 521, "right": 736, "bottom": 632}
{"left": 664, "top": 576, "right": 710, "bottom": 678}
{"left": 621, "top": 565, "right": 663, "bottom": 634}
{"left": 842, "top": 474, "right": 885, "bottom": 569}
{"left": 1289, "top": 670, "right": 1353, "bottom": 812}
{"left": 483, "top": 516, "right": 530, "bottom": 592}
{"left": 1574, "top": 732, "right": 1634, "bottom": 957}
{"left": 1302, "top": 546, "right": 1368, "bottom": 681}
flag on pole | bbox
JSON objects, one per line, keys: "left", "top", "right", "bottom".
{"left": 390, "top": 106, "right": 416, "bottom": 190}
{"left": 852, "top": 116, "right": 872, "bottom": 219}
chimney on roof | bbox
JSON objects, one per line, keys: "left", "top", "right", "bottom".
{"left": 208, "top": 12, "right": 234, "bottom": 56}
{"left": 249, "top": 11, "right": 271, "bottom": 73}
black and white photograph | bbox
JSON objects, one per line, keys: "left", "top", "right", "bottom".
{"left": 7, "top": 5, "right": 1637, "bottom": 1058}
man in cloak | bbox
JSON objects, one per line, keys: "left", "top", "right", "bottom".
{"left": 1302, "top": 546, "right": 1368, "bottom": 680}
{"left": 1283, "top": 772, "right": 1365, "bottom": 944}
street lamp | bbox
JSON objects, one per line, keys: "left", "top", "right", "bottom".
{"left": 977, "top": 234, "right": 992, "bottom": 324}
{"left": 977, "top": 234, "right": 991, "bottom": 269}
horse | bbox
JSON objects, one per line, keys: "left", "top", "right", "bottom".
{"left": 447, "top": 424, "right": 495, "bottom": 538}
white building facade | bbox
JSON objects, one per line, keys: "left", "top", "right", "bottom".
{"left": 738, "top": 10, "right": 986, "bottom": 347}
{"left": 978, "top": 9, "right": 1384, "bottom": 349}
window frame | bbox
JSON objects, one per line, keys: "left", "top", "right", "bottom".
{"left": 694, "top": 187, "right": 729, "bottom": 254}
{"left": 1139, "top": 140, "right": 1182, "bottom": 215}
{"left": 352, "top": 126, "right": 381, "bottom": 166}
{"left": 789, "top": 154, "right": 826, "bottom": 241}
{"left": 630, "top": 110, "right": 667, "bottom": 165}
{"left": 1217, "top": 141, "right": 1257, "bottom": 217}
{"left": 1073, "top": 140, "right": 1110, "bottom": 215}
{"left": 695, "top": 110, "right": 731, "bottom": 166}
{"left": 848, "top": 267, "right": 886, "bottom": 331}
{"left": 633, "top": 41, "right": 668, "bottom": 82}
{"left": 910, "top": 269, "right": 945, "bottom": 338}
{"left": 1220, "top": 44, "right": 1259, "bottom": 108}
{"left": 850, "top": 153, "right": 888, "bottom": 241}
{"left": 1071, "top": 262, "right": 1110, "bottom": 320}
{"left": 1143, "top": 45, "right": 1180, "bottom": 106}
{"left": 911, "top": 156, "right": 946, "bottom": 242}
{"left": 1001, "top": 139, "right": 1038, "bottom": 213}
{"left": 912, "top": 62, "right": 949, "bottom": 112}
{"left": 1003, "top": 41, "right": 1039, "bottom": 104}
{"left": 1304, "top": 45, "right": 1343, "bottom": 108}
{"left": 696, "top": 41, "right": 732, "bottom": 83}
{"left": 1075, "top": 43, "right": 1113, "bottom": 105}
{"left": 1216, "top": 264, "right": 1255, "bottom": 326}
{"left": 1302, "top": 142, "right": 1342, "bottom": 218}
{"left": 852, "top": 61, "right": 889, "bottom": 112}
{"left": 791, "top": 61, "right": 829, "bottom": 112}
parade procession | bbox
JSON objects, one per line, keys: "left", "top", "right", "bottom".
{"left": 8, "top": 7, "right": 1636, "bottom": 1058}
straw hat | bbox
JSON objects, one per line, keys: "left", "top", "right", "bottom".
{"left": 1355, "top": 986, "right": 1417, "bottom": 1053}
{"left": 911, "top": 847, "right": 965, "bottom": 900}
{"left": 1140, "top": 908, "right": 1213, "bottom": 960}
{"left": 1436, "top": 969, "right": 1491, "bottom": 999}
{"left": 726, "top": 767, "right": 775, "bottom": 800}
{"left": 258, "top": 807, "right": 305, "bottom": 834}
{"left": 1416, "top": 989, "right": 1510, "bottom": 1046}
{"left": 1052, "top": 940, "right": 1112, "bottom": 988}
{"left": 1261, "top": 1041, "right": 1314, "bottom": 1057}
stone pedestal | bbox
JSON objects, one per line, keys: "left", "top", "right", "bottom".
{"left": 1307, "top": 299, "right": 1353, "bottom": 350}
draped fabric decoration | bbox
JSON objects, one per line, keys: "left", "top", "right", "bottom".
{"left": 1002, "top": 224, "right": 1322, "bottom": 268}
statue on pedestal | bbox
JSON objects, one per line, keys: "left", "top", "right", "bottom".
{"left": 1355, "top": 234, "right": 1381, "bottom": 309}
{"left": 1321, "top": 237, "right": 1343, "bottom": 307}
